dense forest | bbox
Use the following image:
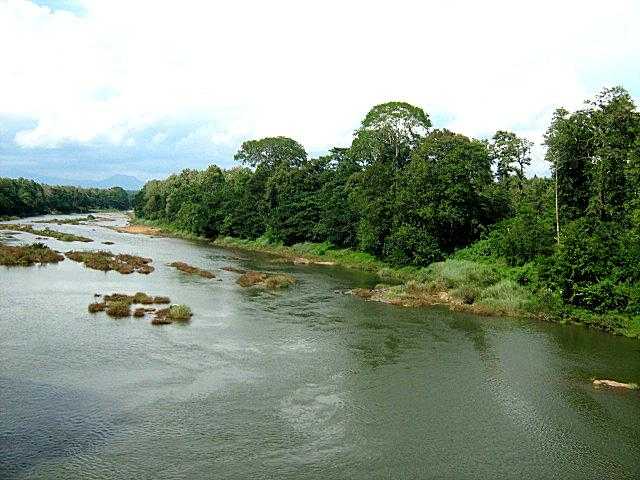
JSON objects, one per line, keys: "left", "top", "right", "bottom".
{"left": 0, "top": 178, "right": 132, "bottom": 218}
{"left": 134, "top": 87, "right": 639, "bottom": 333}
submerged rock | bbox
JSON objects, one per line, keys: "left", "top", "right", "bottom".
{"left": 222, "top": 266, "right": 247, "bottom": 274}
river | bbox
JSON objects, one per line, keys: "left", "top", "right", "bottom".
{"left": 1, "top": 213, "right": 639, "bottom": 479}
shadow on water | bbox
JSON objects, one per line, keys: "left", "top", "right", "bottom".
{"left": 0, "top": 377, "right": 118, "bottom": 479}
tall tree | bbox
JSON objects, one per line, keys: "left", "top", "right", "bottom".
{"left": 234, "top": 137, "right": 307, "bottom": 169}
{"left": 544, "top": 108, "right": 594, "bottom": 242}
{"left": 391, "top": 129, "right": 494, "bottom": 263}
{"left": 489, "top": 130, "right": 533, "bottom": 189}
{"left": 351, "top": 102, "right": 431, "bottom": 255}
{"left": 587, "top": 86, "right": 639, "bottom": 221}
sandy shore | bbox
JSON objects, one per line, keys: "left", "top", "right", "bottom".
{"left": 113, "top": 224, "right": 164, "bottom": 236}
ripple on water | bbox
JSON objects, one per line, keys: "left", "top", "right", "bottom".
{"left": 0, "top": 377, "right": 117, "bottom": 478}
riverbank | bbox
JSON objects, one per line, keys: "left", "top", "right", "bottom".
{"left": 212, "top": 238, "right": 640, "bottom": 338}
{"left": 126, "top": 217, "right": 640, "bottom": 338}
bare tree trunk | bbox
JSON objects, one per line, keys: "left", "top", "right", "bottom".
{"left": 555, "top": 166, "right": 560, "bottom": 245}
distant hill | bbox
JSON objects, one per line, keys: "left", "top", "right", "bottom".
{"left": 93, "top": 175, "right": 144, "bottom": 190}
{"left": 6, "top": 173, "right": 144, "bottom": 190}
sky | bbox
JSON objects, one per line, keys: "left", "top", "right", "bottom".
{"left": 1, "top": 0, "right": 639, "bottom": 183}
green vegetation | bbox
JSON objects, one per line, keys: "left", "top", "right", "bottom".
{"left": 0, "top": 242, "right": 64, "bottom": 266}
{"left": 151, "top": 304, "right": 193, "bottom": 324}
{"left": 0, "top": 224, "right": 93, "bottom": 242}
{"left": 88, "top": 292, "right": 192, "bottom": 325}
{"left": 134, "top": 89, "right": 640, "bottom": 337}
{"left": 0, "top": 178, "right": 131, "bottom": 218}
{"left": 88, "top": 302, "right": 106, "bottom": 313}
{"left": 166, "top": 304, "right": 193, "bottom": 320}
{"left": 105, "top": 301, "right": 131, "bottom": 318}
{"left": 32, "top": 214, "right": 104, "bottom": 225}
{"left": 168, "top": 261, "right": 215, "bottom": 278}
{"left": 66, "top": 250, "right": 154, "bottom": 274}
{"left": 235, "top": 270, "right": 296, "bottom": 289}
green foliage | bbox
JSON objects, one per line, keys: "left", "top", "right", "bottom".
{"left": 167, "top": 304, "right": 193, "bottom": 321}
{"left": 0, "top": 177, "right": 131, "bottom": 218}
{"left": 234, "top": 136, "right": 307, "bottom": 168}
{"left": 395, "top": 129, "right": 495, "bottom": 254}
{"left": 383, "top": 224, "right": 441, "bottom": 266}
{"left": 0, "top": 242, "right": 64, "bottom": 266}
{"left": 131, "top": 90, "right": 640, "bottom": 336}
{"left": 539, "top": 217, "right": 640, "bottom": 313}
{"left": 489, "top": 130, "right": 533, "bottom": 188}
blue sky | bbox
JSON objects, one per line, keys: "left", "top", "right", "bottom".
{"left": 1, "top": 0, "right": 639, "bottom": 183}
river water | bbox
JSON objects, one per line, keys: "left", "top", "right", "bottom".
{"left": 1, "top": 213, "right": 639, "bottom": 479}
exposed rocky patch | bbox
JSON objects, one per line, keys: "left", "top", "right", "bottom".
{"left": 169, "top": 261, "right": 215, "bottom": 278}
{"left": 236, "top": 271, "right": 296, "bottom": 289}
{"left": 66, "top": 250, "right": 154, "bottom": 274}
{"left": 592, "top": 379, "right": 638, "bottom": 390}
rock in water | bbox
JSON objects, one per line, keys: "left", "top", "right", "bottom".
{"left": 592, "top": 379, "right": 639, "bottom": 390}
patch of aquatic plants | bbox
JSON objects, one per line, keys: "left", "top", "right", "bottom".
{"left": 32, "top": 214, "right": 102, "bottom": 225}
{"left": 0, "top": 224, "right": 93, "bottom": 242}
{"left": 106, "top": 301, "right": 131, "bottom": 318}
{"left": 0, "top": 242, "right": 64, "bottom": 266}
{"left": 169, "top": 261, "right": 215, "bottom": 278}
{"left": 152, "top": 304, "right": 193, "bottom": 324}
{"left": 88, "top": 292, "right": 192, "bottom": 325}
{"left": 66, "top": 250, "right": 154, "bottom": 274}
{"left": 236, "top": 270, "right": 296, "bottom": 289}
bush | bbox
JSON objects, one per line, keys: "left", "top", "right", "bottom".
{"left": 477, "top": 279, "right": 535, "bottom": 316}
{"left": 417, "top": 260, "right": 501, "bottom": 289}
{"left": 106, "top": 302, "right": 131, "bottom": 318}
{"left": 88, "top": 302, "right": 105, "bottom": 313}
{"left": 452, "top": 285, "right": 481, "bottom": 304}
{"left": 539, "top": 217, "right": 639, "bottom": 313}
{"left": 383, "top": 224, "right": 442, "bottom": 266}
{"left": 167, "top": 304, "right": 192, "bottom": 321}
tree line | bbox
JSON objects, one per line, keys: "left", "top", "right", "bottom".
{"left": 134, "top": 87, "right": 640, "bottom": 319}
{"left": 0, "top": 177, "right": 132, "bottom": 217}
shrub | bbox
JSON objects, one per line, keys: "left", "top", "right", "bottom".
{"left": 262, "top": 274, "right": 296, "bottom": 289}
{"left": 383, "top": 224, "right": 442, "bottom": 266}
{"left": 133, "top": 292, "right": 154, "bottom": 304}
{"left": 417, "top": 260, "right": 501, "bottom": 289}
{"left": 88, "top": 302, "right": 106, "bottom": 313}
{"left": 167, "top": 304, "right": 192, "bottom": 321}
{"left": 451, "top": 285, "right": 481, "bottom": 305}
{"left": 477, "top": 279, "right": 534, "bottom": 316}
{"left": 106, "top": 302, "right": 131, "bottom": 318}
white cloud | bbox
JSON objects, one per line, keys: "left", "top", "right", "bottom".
{"left": 1, "top": 0, "right": 639, "bottom": 175}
